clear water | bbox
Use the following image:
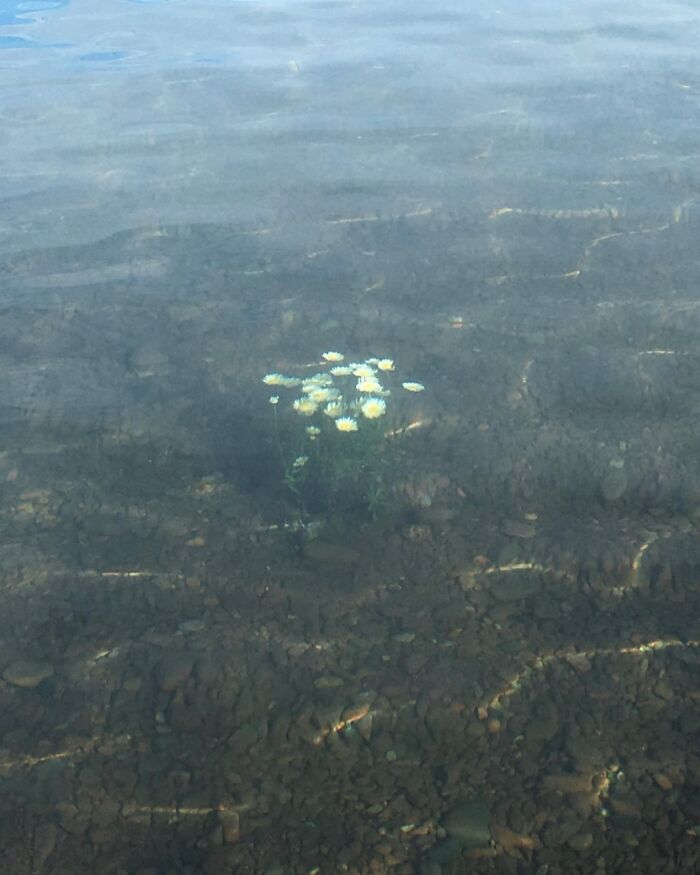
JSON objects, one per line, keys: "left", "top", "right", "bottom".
{"left": 2, "top": 1, "right": 700, "bottom": 873}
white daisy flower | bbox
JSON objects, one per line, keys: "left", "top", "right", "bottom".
{"left": 323, "top": 400, "right": 345, "bottom": 418}
{"left": 308, "top": 387, "right": 339, "bottom": 404}
{"left": 269, "top": 395, "right": 280, "bottom": 405}
{"left": 263, "top": 373, "right": 296, "bottom": 386}
{"left": 356, "top": 378, "right": 383, "bottom": 394}
{"left": 353, "top": 364, "right": 376, "bottom": 378}
{"left": 376, "top": 358, "right": 395, "bottom": 372}
{"left": 302, "top": 373, "right": 333, "bottom": 389}
{"left": 402, "top": 381, "right": 425, "bottom": 392}
{"left": 330, "top": 366, "right": 353, "bottom": 377}
{"left": 293, "top": 397, "right": 319, "bottom": 415}
{"left": 360, "top": 396, "right": 387, "bottom": 419}
{"left": 322, "top": 351, "right": 345, "bottom": 362}
{"left": 335, "top": 416, "right": 359, "bottom": 432}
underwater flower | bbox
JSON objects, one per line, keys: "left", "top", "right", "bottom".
{"left": 353, "top": 364, "right": 376, "bottom": 378}
{"left": 269, "top": 395, "right": 280, "bottom": 405}
{"left": 356, "top": 378, "right": 383, "bottom": 394}
{"left": 263, "top": 373, "right": 295, "bottom": 386}
{"left": 402, "top": 381, "right": 425, "bottom": 392}
{"left": 376, "top": 358, "right": 395, "bottom": 372}
{"left": 302, "top": 373, "right": 333, "bottom": 390}
{"left": 330, "top": 366, "right": 353, "bottom": 377}
{"left": 292, "top": 455, "right": 308, "bottom": 467}
{"left": 323, "top": 400, "right": 345, "bottom": 418}
{"left": 305, "top": 426, "right": 321, "bottom": 437}
{"left": 293, "top": 397, "right": 319, "bottom": 416}
{"left": 360, "top": 396, "right": 387, "bottom": 419}
{"left": 308, "top": 387, "right": 339, "bottom": 404}
{"left": 322, "top": 351, "right": 345, "bottom": 362}
{"left": 335, "top": 416, "right": 359, "bottom": 432}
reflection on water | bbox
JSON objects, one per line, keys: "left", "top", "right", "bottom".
{"left": 2, "top": 0, "right": 700, "bottom": 872}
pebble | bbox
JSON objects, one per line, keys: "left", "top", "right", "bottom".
{"left": 3, "top": 659, "right": 54, "bottom": 688}
{"left": 314, "top": 674, "right": 344, "bottom": 688}
{"left": 303, "top": 540, "right": 360, "bottom": 565}
{"left": 492, "top": 575, "right": 540, "bottom": 602}
{"left": 218, "top": 810, "right": 240, "bottom": 844}
{"left": 441, "top": 800, "right": 492, "bottom": 849}
{"left": 502, "top": 520, "right": 537, "bottom": 539}
{"left": 600, "top": 469, "right": 627, "bottom": 502}
{"left": 178, "top": 619, "right": 206, "bottom": 633}
{"left": 157, "top": 653, "right": 194, "bottom": 691}
{"left": 653, "top": 772, "right": 673, "bottom": 791}
{"left": 567, "top": 831, "right": 594, "bottom": 851}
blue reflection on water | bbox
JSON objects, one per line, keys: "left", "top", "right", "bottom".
{"left": 78, "top": 50, "right": 128, "bottom": 62}
{"left": 0, "top": 33, "right": 33, "bottom": 45}
{"left": 0, "top": 0, "right": 67, "bottom": 24}
{"left": 0, "top": 0, "right": 68, "bottom": 51}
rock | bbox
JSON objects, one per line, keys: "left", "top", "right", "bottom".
{"left": 303, "top": 540, "right": 359, "bottom": 565}
{"left": 491, "top": 823, "right": 539, "bottom": 853}
{"left": 32, "top": 823, "right": 57, "bottom": 871}
{"left": 491, "top": 575, "right": 540, "bottom": 602}
{"left": 426, "top": 837, "right": 462, "bottom": 864}
{"left": 502, "top": 520, "right": 537, "bottom": 539}
{"left": 314, "top": 674, "right": 344, "bottom": 688}
{"left": 567, "top": 831, "right": 594, "bottom": 851}
{"left": 229, "top": 723, "right": 259, "bottom": 752}
{"left": 601, "top": 470, "right": 627, "bottom": 502}
{"left": 541, "top": 773, "right": 593, "bottom": 794}
{"left": 218, "top": 810, "right": 240, "bottom": 844}
{"left": 178, "top": 619, "right": 206, "bottom": 634}
{"left": 653, "top": 772, "right": 673, "bottom": 791}
{"left": 3, "top": 659, "right": 54, "bottom": 688}
{"left": 157, "top": 653, "right": 194, "bottom": 691}
{"left": 441, "top": 800, "right": 492, "bottom": 849}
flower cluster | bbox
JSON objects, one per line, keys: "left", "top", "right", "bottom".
{"left": 263, "top": 352, "right": 424, "bottom": 433}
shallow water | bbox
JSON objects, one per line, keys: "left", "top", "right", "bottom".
{"left": 2, "top": 1, "right": 700, "bottom": 873}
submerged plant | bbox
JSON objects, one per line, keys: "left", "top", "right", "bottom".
{"left": 262, "top": 352, "right": 425, "bottom": 518}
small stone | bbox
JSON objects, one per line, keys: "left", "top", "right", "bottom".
{"left": 502, "top": 520, "right": 536, "bottom": 539}
{"left": 653, "top": 773, "right": 673, "bottom": 791}
{"left": 303, "top": 540, "right": 359, "bottom": 564}
{"left": 314, "top": 675, "right": 344, "bottom": 688}
{"left": 426, "top": 837, "right": 461, "bottom": 864}
{"left": 491, "top": 575, "right": 540, "bottom": 602}
{"left": 32, "top": 823, "right": 57, "bottom": 871}
{"left": 567, "top": 832, "right": 594, "bottom": 851}
{"left": 178, "top": 620, "right": 206, "bottom": 634}
{"left": 218, "top": 810, "right": 240, "bottom": 844}
{"left": 441, "top": 800, "right": 492, "bottom": 849}
{"left": 3, "top": 659, "right": 54, "bottom": 688}
{"left": 158, "top": 653, "right": 194, "bottom": 691}
{"left": 491, "top": 823, "right": 538, "bottom": 853}
{"left": 601, "top": 470, "right": 627, "bottom": 502}
{"left": 541, "top": 774, "right": 593, "bottom": 794}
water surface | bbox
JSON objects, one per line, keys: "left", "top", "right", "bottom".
{"left": 2, "top": 1, "right": 700, "bottom": 872}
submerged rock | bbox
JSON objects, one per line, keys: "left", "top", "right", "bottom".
{"left": 3, "top": 658, "right": 54, "bottom": 688}
{"left": 441, "top": 800, "right": 492, "bottom": 849}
